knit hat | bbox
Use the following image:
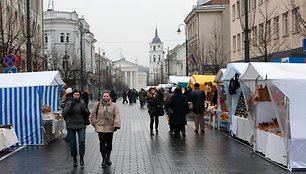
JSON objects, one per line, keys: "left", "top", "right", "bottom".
{"left": 65, "top": 87, "right": 73, "bottom": 94}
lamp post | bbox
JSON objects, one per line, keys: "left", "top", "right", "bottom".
{"left": 244, "top": 0, "right": 250, "bottom": 62}
{"left": 79, "top": 20, "right": 90, "bottom": 91}
{"left": 177, "top": 23, "right": 188, "bottom": 76}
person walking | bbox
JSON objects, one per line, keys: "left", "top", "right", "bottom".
{"left": 62, "top": 89, "right": 90, "bottom": 167}
{"left": 110, "top": 89, "right": 118, "bottom": 103}
{"left": 60, "top": 87, "right": 73, "bottom": 142}
{"left": 164, "top": 87, "right": 174, "bottom": 134}
{"left": 190, "top": 83, "right": 206, "bottom": 134}
{"left": 147, "top": 87, "right": 163, "bottom": 135}
{"left": 122, "top": 90, "right": 128, "bottom": 104}
{"left": 170, "top": 87, "right": 189, "bottom": 138}
{"left": 138, "top": 88, "right": 147, "bottom": 108}
{"left": 91, "top": 91, "right": 121, "bottom": 168}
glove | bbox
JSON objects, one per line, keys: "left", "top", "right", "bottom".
{"left": 113, "top": 127, "right": 120, "bottom": 132}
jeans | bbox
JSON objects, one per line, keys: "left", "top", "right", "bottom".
{"left": 67, "top": 128, "right": 86, "bottom": 157}
{"left": 194, "top": 113, "right": 205, "bottom": 131}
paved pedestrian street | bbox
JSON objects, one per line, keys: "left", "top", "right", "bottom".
{"left": 0, "top": 100, "right": 304, "bottom": 174}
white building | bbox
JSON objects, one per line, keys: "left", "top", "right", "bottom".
{"left": 230, "top": 0, "right": 306, "bottom": 62}
{"left": 43, "top": 9, "right": 96, "bottom": 74}
{"left": 149, "top": 28, "right": 164, "bottom": 84}
{"left": 113, "top": 58, "right": 146, "bottom": 90}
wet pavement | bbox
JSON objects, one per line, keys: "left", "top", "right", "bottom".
{"left": 0, "top": 99, "right": 303, "bottom": 174}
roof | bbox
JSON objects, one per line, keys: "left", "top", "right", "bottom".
{"left": 0, "top": 71, "right": 65, "bottom": 88}
{"left": 152, "top": 28, "right": 162, "bottom": 43}
{"left": 202, "top": 0, "right": 230, "bottom": 5}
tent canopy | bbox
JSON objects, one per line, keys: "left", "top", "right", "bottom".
{"left": 214, "top": 68, "right": 226, "bottom": 83}
{"left": 221, "top": 63, "right": 248, "bottom": 82}
{"left": 189, "top": 75, "right": 216, "bottom": 91}
{"left": 239, "top": 62, "right": 306, "bottom": 169}
{"left": 0, "top": 71, "right": 65, "bottom": 88}
{"left": 169, "top": 76, "right": 190, "bottom": 84}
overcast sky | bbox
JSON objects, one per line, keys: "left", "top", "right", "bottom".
{"left": 43, "top": 0, "right": 197, "bottom": 66}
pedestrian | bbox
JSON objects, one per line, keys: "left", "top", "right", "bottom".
{"left": 110, "top": 89, "right": 118, "bottom": 103}
{"left": 91, "top": 90, "right": 121, "bottom": 168}
{"left": 164, "top": 87, "right": 174, "bottom": 134}
{"left": 147, "top": 87, "right": 163, "bottom": 135}
{"left": 138, "top": 88, "right": 147, "bottom": 108}
{"left": 60, "top": 87, "right": 73, "bottom": 142}
{"left": 81, "top": 90, "right": 89, "bottom": 108}
{"left": 62, "top": 89, "right": 90, "bottom": 167}
{"left": 170, "top": 87, "right": 189, "bottom": 138}
{"left": 122, "top": 90, "right": 128, "bottom": 104}
{"left": 189, "top": 83, "right": 206, "bottom": 134}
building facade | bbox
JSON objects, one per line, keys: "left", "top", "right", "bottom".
{"left": 113, "top": 58, "right": 140, "bottom": 90}
{"left": 230, "top": 0, "right": 306, "bottom": 62}
{"left": 43, "top": 9, "right": 96, "bottom": 87}
{"left": 184, "top": 0, "right": 231, "bottom": 74}
{"left": 0, "top": 0, "right": 43, "bottom": 72}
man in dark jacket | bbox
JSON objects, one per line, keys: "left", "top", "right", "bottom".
{"left": 138, "top": 88, "right": 147, "bottom": 108}
{"left": 190, "top": 83, "right": 206, "bottom": 134}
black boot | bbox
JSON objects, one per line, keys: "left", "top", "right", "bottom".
{"left": 101, "top": 151, "right": 107, "bottom": 168}
{"left": 80, "top": 155, "right": 85, "bottom": 167}
{"left": 106, "top": 151, "right": 112, "bottom": 165}
{"left": 73, "top": 156, "right": 78, "bottom": 167}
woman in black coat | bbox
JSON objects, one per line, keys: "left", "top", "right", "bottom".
{"left": 170, "top": 87, "right": 189, "bottom": 138}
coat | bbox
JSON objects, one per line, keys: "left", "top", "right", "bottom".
{"left": 62, "top": 99, "right": 90, "bottom": 129}
{"left": 147, "top": 93, "right": 163, "bottom": 116}
{"left": 190, "top": 88, "right": 206, "bottom": 113}
{"left": 91, "top": 100, "right": 120, "bottom": 133}
{"left": 170, "top": 93, "right": 188, "bottom": 125}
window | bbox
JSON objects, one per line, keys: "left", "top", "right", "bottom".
{"left": 237, "top": 34, "right": 241, "bottom": 51}
{"left": 293, "top": 8, "right": 300, "bottom": 33}
{"left": 266, "top": 20, "right": 271, "bottom": 41}
{"left": 258, "top": 0, "right": 263, "bottom": 5}
{"left": 60, "top": 33, "right": 64, "bottom": 43}
{"left": 158, "top": 45, "right": 160, "bottom": 48}
{"left": 283, "top": 12, "right": 289, "bottom": 36}
{"left": 232, "top": 4, "right": 236, "bottom": 21}
{"left": 259, "top": 23, "right": 264, "bottom": 41}
{"left": 252, "top": 26, "right": 257, "bottom": 45}
{"left": 242, "top": 32, "right": 245, "bottom": 50}
{"left": 153, "top": 46, "right": 156, "bottom": 51}
{"left": 274, "top": 16, "right": 279, "bottom": 39}
{"left": 153, "top": 55, "right": 156, "bottom": 62}
{"left": 66, "top": 33, "right": 70, "bottom": 43}
{"left": 44, "top": 33, "right": 48, "bottom": 44}
{"left": 150, "top": 56, "right": 152, "bottom": 62}
{"left": 237, "top": 1, "right": 240, "bottom": 18}
{"left": 252, "top": 0, "right": 256, "bottom": 9}
{"left": 233, "top": 35, "right": 236, "bottom": 52}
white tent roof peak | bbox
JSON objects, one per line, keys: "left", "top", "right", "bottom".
{"left": 0, "top": 71, "right": 65, "bottom": 88}
{"left": 221, "top": 63, "right": 249, "bottom": 81}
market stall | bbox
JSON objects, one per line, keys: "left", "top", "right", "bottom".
{"left": 0, "top": 125, "right": 18, "bottom": 151}
{"left": 239, "top": 62, "right": 306, "bottom": 170}
{"left": 220, "top": 63, "right": 252, "bottom": 143}
{"left": 169, "top": 75, "right": 190, "bottom": 88}
{"left": 214, "top": 69, "right": 228, "bottom": 130}
{"left": 0, "top": 71, "right": 65, "bottom": 145}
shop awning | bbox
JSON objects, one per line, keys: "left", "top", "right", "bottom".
{"left": 189, "top": 75, "right": 216, "bottom": 91}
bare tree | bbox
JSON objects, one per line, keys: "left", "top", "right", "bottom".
{"left": 238, "top": 1, "right": 287, "bottom": 62}
{"left": 198, "top": 24, "right": 230, "bottom": 74}
{"left": 251, "top": 1, "right": 287, "bottom": 62}
{"left": 286, "top": 0, "right": 306, "bottom": 37}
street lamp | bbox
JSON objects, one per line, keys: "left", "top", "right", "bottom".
{"left": 79, "top": 20, "right": 91, "bottom": 91}
{"left": 26, "top": 0, "right": 32, "bottom": 72}
{"left": 177, "top": 23, "right": 188, "bottom": 76}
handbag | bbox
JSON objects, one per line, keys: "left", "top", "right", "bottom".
{"left": 156, "top": 107, "right": 165, "bottom": 116}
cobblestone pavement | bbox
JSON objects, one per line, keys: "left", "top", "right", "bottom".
{"left": 0, "top": 100, "right": 303, "bottom": 174}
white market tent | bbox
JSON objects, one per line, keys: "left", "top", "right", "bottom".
{"left": 169, "top": 76, "right": 190, "bottom": 84}
{"left": 214, "top": 68, "right": 226, "bottom": 83}
{"left": 220, "top": 63, "right": 249, "bottom": 134}
{"left": 239, "top": 62, "right": 306, "bottom": 170}
{"left": 0, "top": 71, "right": 65, "bottom": 145}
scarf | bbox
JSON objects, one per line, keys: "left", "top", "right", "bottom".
{"left": 101, "top": 100, "right": 113, "bottom": 120}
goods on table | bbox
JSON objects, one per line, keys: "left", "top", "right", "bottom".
{"left": 256, "top": 118, "right": 282, "bottom": 136}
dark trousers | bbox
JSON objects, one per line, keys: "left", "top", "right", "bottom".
{"left": 140, "top": 100, "right": 145, "bottom": 108}
{"left": 67, "top": 128, "right": 86, "bottom": 157}
{"left": 98, "top": 132, "right": 114, "bottom": 158}
{"left": 149, "top": 114, "right": 159, "bottom": 131}
{"left": 122, "top": 97, "right": 128, "bottom": 104}
{"left": 173, "top": 125, "right": 185, "bottom": 137}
